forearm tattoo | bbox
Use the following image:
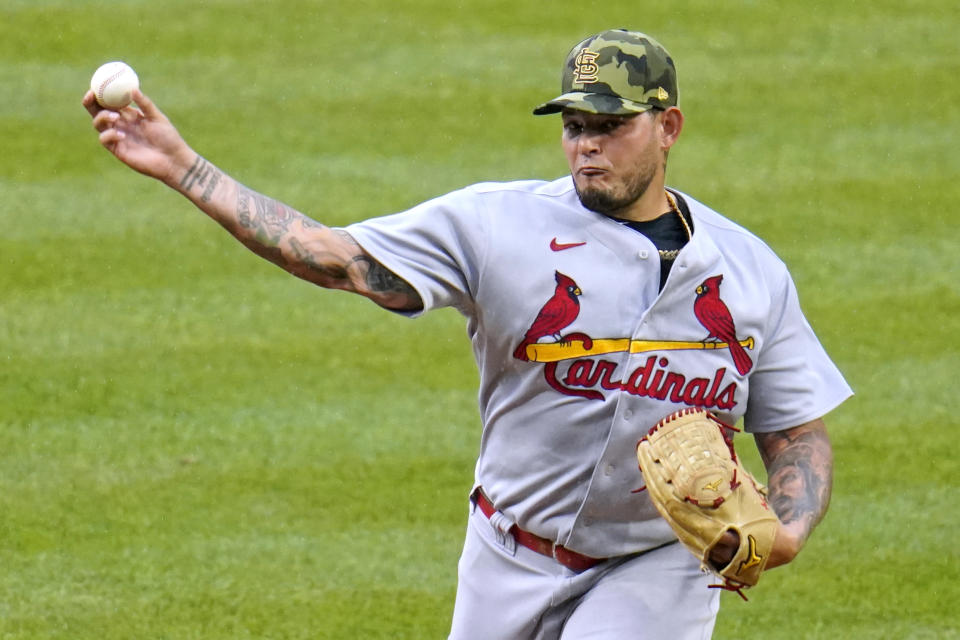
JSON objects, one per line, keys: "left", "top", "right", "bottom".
{"left": 180, "top": 156, "right": 223, "bottom": 203}
{"left": 755, "top": 425, "right": 833, "bottom": 541}
{"left": 176, "top": 156, "right": 420, "bottom": 309}
{"left": 236, "top": 185, "right": 297, "bottom": 245}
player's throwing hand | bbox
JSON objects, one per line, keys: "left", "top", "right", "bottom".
{"left": 82, "top": 89, "right": 192, "bottom": 185}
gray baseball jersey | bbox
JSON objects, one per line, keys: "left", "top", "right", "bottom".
{"left": 346, "top": 176, "right": 852, "bottom": 559}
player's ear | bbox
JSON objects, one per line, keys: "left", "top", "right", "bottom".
{"left": 657, "top": 107, "right": 684, "bottom": 150}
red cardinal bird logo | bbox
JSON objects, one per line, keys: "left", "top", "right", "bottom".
{"left": 513, "top": 271, "right": 582, "bottom": 361}
{"left": 693, "top": 275, "right": 753, "bottom": 375}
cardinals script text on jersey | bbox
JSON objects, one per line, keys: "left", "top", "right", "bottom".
{"left": 514, "top": 272, "right": 753, "bottom": 410}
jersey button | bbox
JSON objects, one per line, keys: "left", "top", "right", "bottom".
{"left": 638, "top": 249, "right": 649, "bottom": 259}
{"left": 623, "top": 410, "right": 634, "bottom": 420}
{"left": 604, "top": 463, "right": 615, "bottom": 476}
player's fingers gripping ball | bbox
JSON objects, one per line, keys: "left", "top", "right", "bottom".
{"left": 90, "top": 61, "right": 139, "bottom": 109}
{"left": 636, "top": 408, "right": 779, "bottom": 598}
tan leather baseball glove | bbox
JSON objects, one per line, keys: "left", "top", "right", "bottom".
{"left": 636, "top": 408, "right": 779, "bottom": 598}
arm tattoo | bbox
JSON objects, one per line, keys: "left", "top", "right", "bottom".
{"left": 301, "top": 217, "right": 325, "bottom": 230}
{"left": 352, "top": 255, "right": 412, "bottom": 295}
{"left": 755, "top": 425, "right": 833, "bottom": 541}
{"left": 339, "top": 231, "right": 422, "bottom": 309}
{"left": 288, "top": 237, "right": 349, "bottom": 281}
{"left": 180, "top": 156, "right": 224, "bottom": 203}
{"left": 176, "top": 156, "right": 419, "bottom": 309}
{"left": 224, "top": 174, "right": 333, "bottom": 274}
{"left": 236, "top": 185, "right": 297, "bottom": 244}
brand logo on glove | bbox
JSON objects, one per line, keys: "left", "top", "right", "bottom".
{"left": 702, "top": 478, "right": 723, "bottom": 493}
{"left": 738, "top": 534, "right": 763, "bottom": 574}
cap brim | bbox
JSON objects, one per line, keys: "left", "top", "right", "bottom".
{"left": 532, "top": 92, "right": 655, "bottom": 116}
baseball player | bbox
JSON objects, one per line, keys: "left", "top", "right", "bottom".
{"left": 83, "top": 29, "right": 851, "bottom": 639}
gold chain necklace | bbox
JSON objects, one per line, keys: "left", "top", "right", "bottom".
{"left": 659, "top": 190, "right": 691, "bottom": 261}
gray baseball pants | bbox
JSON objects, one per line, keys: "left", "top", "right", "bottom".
{"left": 448, "top": 501, "right": 720, "bottom": 639}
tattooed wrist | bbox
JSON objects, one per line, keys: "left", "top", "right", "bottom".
{"left": 180, "top": 156, "right": 224, "bottom": 203}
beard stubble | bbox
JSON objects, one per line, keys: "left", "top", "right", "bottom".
{"left": 573, "top": 151, "right": 660, "bottom": 218}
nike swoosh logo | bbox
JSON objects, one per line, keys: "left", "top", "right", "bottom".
{"left": 550, "top": 238, "right": 587, "bottom": 252}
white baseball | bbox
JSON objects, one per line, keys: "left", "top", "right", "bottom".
{"left": 90, "top": 61, "right": 140, "bottom": 109}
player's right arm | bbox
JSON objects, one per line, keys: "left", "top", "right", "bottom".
{"left": 82, "top": 89, "right": 422, "bottom": 312}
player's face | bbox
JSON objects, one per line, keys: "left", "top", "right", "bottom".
{"left": 561, "top": 110, "right": 664, "bottom": 218}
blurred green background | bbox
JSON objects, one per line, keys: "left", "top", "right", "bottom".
{"left": 1, "top": 0, "right": 957, "bottom": 637}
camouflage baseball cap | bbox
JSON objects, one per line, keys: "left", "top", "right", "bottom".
{"left": 533, "top": 29, "right": 678, "bottom": 116}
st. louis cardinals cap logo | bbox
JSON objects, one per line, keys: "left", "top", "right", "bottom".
{"left": 573, "top": 49, "right": 600, "bottom": 84}
{"left": 513, "top": 271, "right": 755, "bottom": 409}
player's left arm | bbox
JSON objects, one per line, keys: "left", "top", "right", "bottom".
{"left": 754, "top": 418, "right": 834, "bottom": 569}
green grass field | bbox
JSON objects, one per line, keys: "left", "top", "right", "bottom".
{"left": 2, "top": 0, "right": 958, "bottom": 637}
